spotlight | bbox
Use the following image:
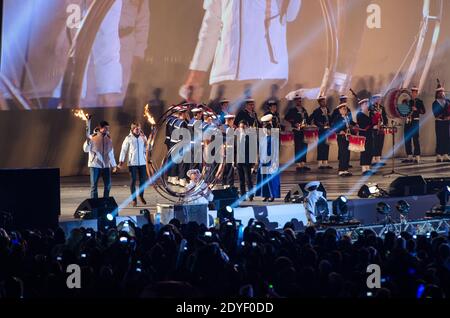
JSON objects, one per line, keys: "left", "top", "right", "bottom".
{"left": 97, "top": 212, "right": 116, "bottom": 232}
{"left": 426, "top": 185, "right": 450, "bottom": 217}
{"left": 358, "top": 183, "right": 387, "bottom": 198}
{"left": 332, "top": 196, "right": 348, "bottom": 216}
{"left": 218, "top": 205, "right": 234, "bottom": 221}
{"left": 376, "top": 202, "right": 391, "bottom": 215}
{"left": 396, "top": 200, "right": 410, "bottom": 217}
{"left": 331, "top": 196, "right": 349, "bottom": 223}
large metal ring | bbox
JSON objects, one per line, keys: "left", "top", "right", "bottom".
{"left": 146, "top": 105, "right": 224, "bottom": 203}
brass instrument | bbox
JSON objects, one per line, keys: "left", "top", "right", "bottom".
{"left": 406, "top": 99, "right": 416, "bottom": 124}
{"left": 293, "top": 107, "right": 307, "bottom": 130}
{"left": 323, "top": 107, "right": 331, "bottom": 129}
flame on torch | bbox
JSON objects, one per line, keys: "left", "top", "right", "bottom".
{"left": 144, "top": 104, "right": 156, "bottom": 125}
{"left": 72, "top": 109, "right": 91, "bottom": 122}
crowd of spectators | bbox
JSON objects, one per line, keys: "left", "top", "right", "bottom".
{"left": 0, "top": 217, "right": 449, "bottom": 298}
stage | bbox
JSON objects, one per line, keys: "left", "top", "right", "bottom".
{"left": 59, "top": 156, "right": 449, "bottom": 223}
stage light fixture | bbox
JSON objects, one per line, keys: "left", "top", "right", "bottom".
{"left": 332, "top": 196, "right": 348, "bottom": 216}
{"left": 218, "top": 205, "right": 234, "bottom": 221}
{"left": 396, "top": 200, "right": 410, "bottom": 216}
{"left": 376, "top": 202, "right": 392, "bottom": 215}
{"left": 106, "top": 213, "right": 114, "bottom": 221}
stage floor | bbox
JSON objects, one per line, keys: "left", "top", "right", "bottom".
{"left": 60, "top": 157, "right": 450, "bottom": 221}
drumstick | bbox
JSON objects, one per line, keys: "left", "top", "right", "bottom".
{"left": 349, "top": 88, "right": 361, "bottom": 102}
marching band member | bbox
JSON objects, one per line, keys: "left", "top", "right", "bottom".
{"left": 217, "top": 99, "right": 231, "bottom": 124}
{"left": 169, "top": 107, "right": 190, "bottom": 187}
{"left": 222, "top": 115, "right": 236, "bottom": 188}
{"left": 331, "top": 95, "right": 353, "bottom": 123}
{"left": 235, "top": 98, "right": 260, "bottom": 128}
{"left": 303, "top": 181, "right": 328, "bottom": 226}
{"left": 263, "top": 100, "right": 282, "bottom": 129}
{"left": 311, "top": 95, "right": 333, "bottom": 169}
{"left": 356, "top": 99, "right": 374, "bottom": 176}
{"left": 369, "top": 94, "right": 388, "bottom": 166}
{"left": 256, "top": 114, "right": 280, "bottom": 202}
{"left": 402, "top": 86, "right": 425, "bottom": 164}
{"left": 236, "top": 120, "right": 255, "bottom": 201}
{"left": 285, "top": 92, "right": 311, "bottom": 172}
{"left": 332, "top": 103, "right": 355, "bottom": 177}
{"left": 188, "top": 107, "right": 204, "bottom": 170}
{"left": 184, "top": 169, "right": 214, "bottom": 217}
{"left": 332, "top": 94, "right": 354, "bottom": 168}
{"left": 118, "top": 122, "right": 148, "bottom": 207}
{"left": 83, "top": 121, "right": 118, "bottom": 199}
{"left": 432, "top": 84, "right": 450, "bottom": 162}
{"left": 202, "top": 111, "right": 222, "bottom": 176}
{"left": 166, "top": 107, "right": 179, "bottom": 185}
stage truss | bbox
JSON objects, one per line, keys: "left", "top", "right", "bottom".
{"left": 320, "top": 217, "right": 450, "bottom": 241}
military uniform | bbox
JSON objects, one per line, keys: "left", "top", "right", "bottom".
{"left": 188, "top": 108, "right": 203, "bottom": 170}
{"left": 285, "top": 104, "right": 310, "bottom": 168}
{"left": 404, "top": 92, "right": 425, "bottom": 162}
{"left": 222, "top": 115, "right": 236, "bottom": 187}
{"left": 169, "top": 110, "right": 189, "bottom": 186}
{"left": 311, "top": 99, "right": 332, "bottom": 168}
{"left": 332, "top": 103, "right": 355, "bottom": 176}
{"left": 356, "top": 99, "right": 374, "bottom": 175}
{"left": 369, "top": 97, "right": 388, "bottom": 164}
{"left": 432, "top": 88, "right": 450, "bottom": 162}
{"left": 235, "top": 108, "right": 260, "bottom": 128}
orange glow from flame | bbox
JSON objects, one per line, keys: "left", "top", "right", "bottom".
{"left": 144, "top": 104, "right": 156, "bottom": 125}
{"left": 72, "top": 109, "right": 91, "bottom": 121}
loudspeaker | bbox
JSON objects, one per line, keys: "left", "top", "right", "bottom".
{"left": 425, "top": 177, "right": 450, "bottom": 194}
{"left": 212, "top": 187, "right": 239, "bottom": 211}
{"left": 74, "top": 197, "right": 118, "bottom": 218}
{"left": 74, "top": 197, "right": 118, "bottom": 230}
{"left": 0, "top": 168, "right": 60, "bottom": 229}
{"left": 389, "top": 175, "right": 427, "bottom": 196}
{"left": 284, "top": 183, "right": 327, "bottom": 202}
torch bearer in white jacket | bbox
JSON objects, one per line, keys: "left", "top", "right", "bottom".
{"left": 73, "top": 109, "right": 93, "bottom": 139}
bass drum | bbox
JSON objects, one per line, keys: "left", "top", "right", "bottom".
{"left": 385, "top": 88, "right": 413, "bottom": 119}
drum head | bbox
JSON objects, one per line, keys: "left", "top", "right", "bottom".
{"left": 386, "top": 88, "right": 412, "bottom": 118}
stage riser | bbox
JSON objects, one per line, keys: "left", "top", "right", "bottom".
{"left": 58, "top": 195, "right": 439, "bottom": 234}
{"left": 232, "top": 195, "right": 439, "bottom": 230}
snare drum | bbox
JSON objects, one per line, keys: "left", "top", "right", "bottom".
{"left": 326, "top": 132, "right": 337, "bottom": 145}
{"left": 303, "top": 126, "right": 319, "bottom": 144}
{"left": 348, "top": 135, "right": 366, "bottom": 152}
{"left": 383, "top": 127, "right": 398, "bottom": 135}
{"left": 280, "top": 132, "right": 294, "bottom": 146}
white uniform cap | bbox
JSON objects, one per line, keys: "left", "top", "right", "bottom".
{"left": 187, "top": 169, "right": 201, "bottom": 178}
{"left": 305, "top": 181, "right": 321, "bottom": 191}
{"left": 260, "top": 114, "right": 273, "bottom": 122}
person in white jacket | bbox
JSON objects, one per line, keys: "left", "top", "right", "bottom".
{"left": 181, "top": 0, "right": 302, "bottom": 102}
{"left": 1, "top": 0, "right": 123, "bottom": 108}
{"left": 119, "top": 122, "right": 148, "bottom": 207}
{"left": 83, "top": 121, "right": 118, "bottom": 199}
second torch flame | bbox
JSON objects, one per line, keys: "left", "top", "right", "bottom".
{"left": 144, "top": 104, "right": 156, "bottom": 125}
{"left": 73, "top": 109, "right": 91, "bottom": 122}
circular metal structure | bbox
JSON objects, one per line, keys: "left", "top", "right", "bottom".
{"left": 146, "top": 105, "right": 224, "bottom": 203}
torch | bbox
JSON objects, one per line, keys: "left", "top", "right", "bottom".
{"left": 73, "top": 109, "right": 92, "bottom": 139}
{"left": 144, "top": 104, "right": 156, "bottom": 127}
